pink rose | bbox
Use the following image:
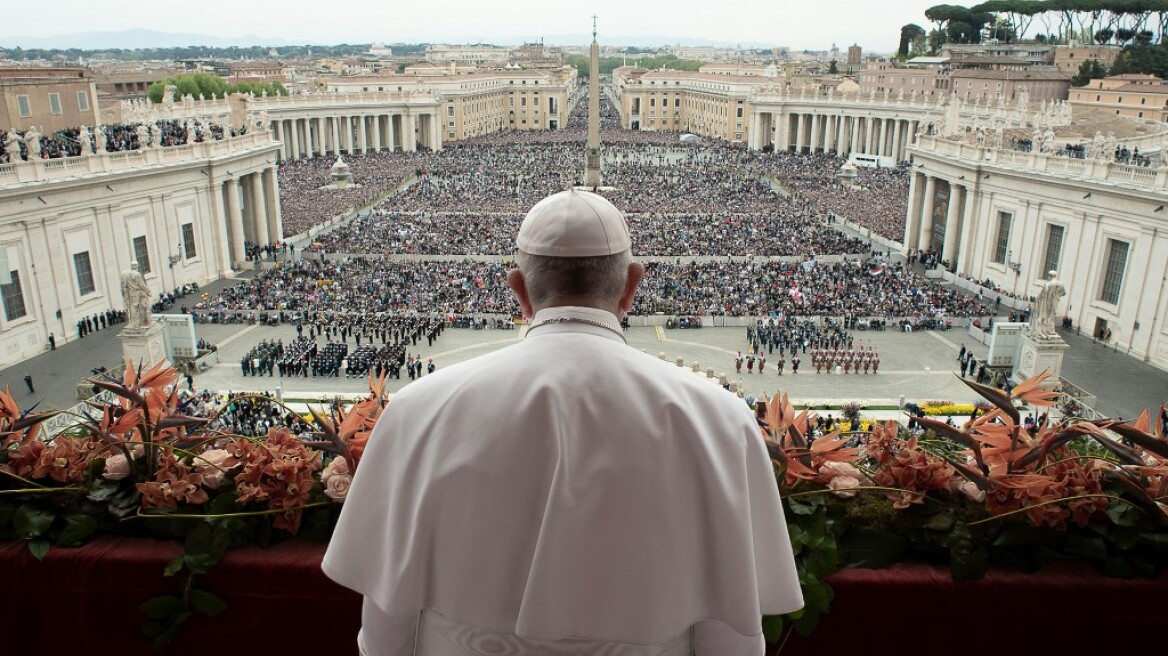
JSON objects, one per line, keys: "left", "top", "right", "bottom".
{"left": 201, "top": 468, "right": 227, "bottom": 490}
{"left": 198, "top": 448, "right": 235, "bottom": 471}
{"left": 324, "top": 473, "right": 352, "bottom": 502}
{"left": 819, "top": 461, "right": 867, "bottom": 482}
{"left": 827, "top": 475, "right": 862, "bottom": 498}
{"left": 103, "top": 454, "right": 132, "bottom": 481}
{"left": 321, "top": 457, "right": 350, "bottom": 485}
{"left": 955, "top": 480, "right": 986, "bottom": 503}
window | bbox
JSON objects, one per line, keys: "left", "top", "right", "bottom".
{"left": 182, "top": 223, "right": 197, "bottom": 259}
{"left": 1, "top": 269, "right": 27, "bottom": 321}
{"left": 447, "top": 106, "right": 455, "bottom": 116}
{"left": 675, "top": 98, "right": 680, "bottom": 107}
{"left": 1041, "top": 225, "right": 1064, "bottom": 280}
{"left": 736, "top": 107, "right": 744, "bottom": 118}
{"left": 48, "top": 93, "right": 62, "bottom": 114}
{"left": 1099, "top": 239, "right": 1129, "bottom": 304}
{"left": 73, "top": 252, "right": 96, "bottom": 295}
{"left": 993, "top": 212, "right": 1012, "bottom": 264}
{"left": 77, "top": 91, "right": 90, "bottom": 111}
{"left": 17, "top": 95, "right": 31, "bottom": 117}
{"left": 132, "top": 236, "right": 152, "bottom": 274}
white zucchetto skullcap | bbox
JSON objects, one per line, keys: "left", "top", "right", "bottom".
{"left": 516, "top": 189, "right": 631, "bottom": 257}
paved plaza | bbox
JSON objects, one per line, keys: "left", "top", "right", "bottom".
{"left": 4, "top": 300, "right": 1164, "bottom": 422}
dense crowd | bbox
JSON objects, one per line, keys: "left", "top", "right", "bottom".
{"left": 759, "top": 152, "right": 910, "bottom": 242}
{"left": 0, "top": 119, "right": 229, "bottom": 163}
{"left": 192, "top": 255, "right": 983, "bottom": 322}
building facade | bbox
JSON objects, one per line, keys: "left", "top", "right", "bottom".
{"left": 1069, "top": 74, "right": 1168, "bottom": 122}
{"left": 0, "top": 131, "right": 281, "bottom": 368}
{"left": 903, "top": 135, "right": 1168, "bottom": 367}
{"left": 0, "top": 67, "right": 100, "bottom": 133}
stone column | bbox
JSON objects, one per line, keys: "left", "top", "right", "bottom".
{"left": 809, "top": 113, "right": 822, "bottom": 153}
{"left": 891, "top": 120, "right": 902, "bottom": 161}
{"left": 791, "top": 113, "right": 802, "bottom": 153}
{"left": 345, "top": 116, "right": 355, "bottom": 153}
{"left": 877, "top": 119, "right": 887, "bottom": 157}
{"left": 290, "top": 119, "right": 301, "bottom": 159}
{"left": 431, "top": 111, "right": 442, "bottom": 151}
{"left": 224, "top": 177, "right": 246, "bottom": 266}
{"left": 388, "top": 113, "right": 397, "bottom": 151}
{"left": 918, "top": 176, "right": 937, "bottom": 252}
{"left": 941, "top": 184, "right": 964, "bottom": 268}
{"left": 357, "top": 115, "right": 368, "bottom": 154}
{"left": 850, "top": 117, "right": 860, "bottom": 155}
{"left": 273, "top": 120, "right": 285, "bottom": 161}
{"left": 823, "top": 114, "right": 835, "bottom": 153}
{"left": 315, "top": 117, "right": 326, "bottom": 156}
{"left": 749, "top": 112, "right": 760, "bottom": 149}
{"left": 957, "top": 183, "right": 979, "bottom": 276}
{"left": 211, "top": 178, "right": 232, "bottom": 274}
{"left": 405, "top": 112, "right": 417, "bottom": 152}
{"left": 263, "top": 166, "right": 282, "bottom": 243}
{"left": 250, "top": 172, "right": 269, "bottom": 246}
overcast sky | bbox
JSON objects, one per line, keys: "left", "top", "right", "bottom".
{"left": 3, "top": 0, "right": 944, "bottom": 52}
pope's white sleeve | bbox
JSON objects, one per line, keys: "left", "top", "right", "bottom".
{"left": 692, "top": 619, "right": 765, "bottom": 656}
{"left": 358, "top": 597, "right": 419, "bottom": 656}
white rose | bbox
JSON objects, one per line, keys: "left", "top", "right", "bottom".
{"left": 827, "top": 475, "right": 862, "bottom": 498}
{"left": 324, "top": 473, "right": 352, "bottom": 502}
{"left": 103, "top": 454, "right": 132, "bottom": 481}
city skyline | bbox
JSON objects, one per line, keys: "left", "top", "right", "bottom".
{"left": 2, "top": 0, "right": 943, "bottom": 53}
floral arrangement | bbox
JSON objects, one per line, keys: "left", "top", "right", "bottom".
{"left": 0, "top": 361, "right": 388, "bottom": 647}
{"left": 758, "top": 371, "right": 1168, "bottom": 640}
{"left": 922, "top": 403, "right": 977, "bottom": 416}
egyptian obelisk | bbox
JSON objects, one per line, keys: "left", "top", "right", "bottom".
{"left": 584, "top": 15, "right": 603, "bottom": 188}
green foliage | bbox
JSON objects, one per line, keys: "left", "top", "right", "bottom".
{"left": 146, "top": 73, "right": 287, "bottom": 103}
{"left": 565, "top": 53, "right": 704, "bottom": 78}
{"left": 899, "top": 23, "right": 927, "bottom": 56}
{"left": 1070, "top": 58, "right": 1108, "bottom": 86}
{"left": 1110, "top": 41, "right": 1168, "bottom": 78}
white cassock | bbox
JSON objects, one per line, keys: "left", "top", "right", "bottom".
{"left": 323, "top": 307, "right": 803, "bottom": 655}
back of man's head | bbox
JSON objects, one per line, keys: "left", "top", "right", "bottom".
{"left": 514, "top": 189, "right": 634, "bottom": 307}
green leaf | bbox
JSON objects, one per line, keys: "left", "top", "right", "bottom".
{"left": 87, "top": 478, "right": 123, "bottom": 502}
{"left": 992, "top": 524, "right": 1046, "bottom": 548}
{"left": 151, "top": 611, "right": 192, "bottom": 649}
{"left": 183, "top": 552, "right": 220, "bottom": 575}
{"left": 27, "top": 537, "right": 50, "bottom": 561}
{"left": 923, "top": 510, "right": 955, "bottom": 532}
{"left": 762, "top": 615, "right": 785, "bottom": 644}
{"left": 806, "top": 537, "right": 839, "bottom": 578}
{"left": 57, "top": 515, "right": 98, "bottom": 547}
{"left": 138, "top": 595, "right": 184, "bottom": 620}
{"left": 1137, "top": 533, "right": 1168, "bottom": 553}
{"left": 163, "top": 555, "right": 185, "bottom": 577}
{"left": 1063, "top": 532, "right": 1108, "bottom": 560}
{"left": 787, "top": 496, "right": 820, "bottom": 516}
{"left": 841, "top": 528, "right": 908, "bottom": 568}
{"left": 207, "top": 488, "right": 241, "bottom": 515}
{"left": 787, "top": 524, "right": 806, "bottom": 552}
{"left": 791, "top": 608, "right": 823, "bottom": 637}
{"left": 1106, "top": 502, "right": 1140, "bottom": 528}
{"left": 189, "top": 589, "right": 228, "bottom": 616}
{"left": 13, "top": 504, "right": 56, "bottom": 540}
{"left": 1101, "top": 556, "right": 1135, "bottom": 578}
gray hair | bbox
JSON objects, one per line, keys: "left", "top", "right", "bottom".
{"left": 515, "top": 250, "right": 631, "bottom": 305}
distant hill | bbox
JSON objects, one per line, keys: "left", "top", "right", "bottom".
{"left": 0, "top": 29, "right": 298, "bottom": 50}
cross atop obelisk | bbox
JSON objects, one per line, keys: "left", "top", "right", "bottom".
{"left": 584, "top": 14, "right": 603, "bottom": 188}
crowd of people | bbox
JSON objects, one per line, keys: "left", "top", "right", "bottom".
{"left": 0, "top": 119, "right": 230, "bottom": 163}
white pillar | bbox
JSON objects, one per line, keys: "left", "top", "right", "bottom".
{"left": 405, "top": 113, "right": 417, "bottom": 152}
{"left": 850, "top": 117, "right": 859, "bottom": 155}
{"left": 388, "top": 113, "right": 397, "bottom": 151}
{"left": 918, "top": 176, "right": 937, "bottom": 252}
{"left": 250, "top": 173, "right": 269, "bottom": 246}
{"left": 941, "top": 184, "right": 963, "bottom": 268}
{"left": 823, "top": 114, "right": 835, "bottom": 153}
{"left": 344, "top": 116, "right": 355, "bottom": 153}
{"left": 316, "top": 117, "right": 327, "bottom": 156}
{"left": 357, "top": 115, "right": 368, "bottom": 154}
{"left": 809, "top": 113, "right": 822, "bottom": 153}
{"left": 892, "top": 120, "right": 902, "bottom": 161}
{"left": 290, "top": 119, "right": 301, "bottom": 158}
{"left": 263, "top": 166, "right": 282, "bottom": 243}
{"left": 225, "top": 177, "right": 245, "bottom": 266}
{"left": 431, "top": 112, "right": 442, "bottom": 151}
{"left": 903, "top": 171, "right": 921, "bottom": 252}
{"left": 272, "top": 120, "right": 284, "bottom": 161}
{"left": 211, "top": 178, "right": 232, "bottom": 274}
{"left": 371, "top": 115, "right": 382, "bottom": 151}
{"left": 791, "top": 113, "right": 802, "bottom": 152}
{"left": 878, "top": 119, "right": 888, "bottom": 157}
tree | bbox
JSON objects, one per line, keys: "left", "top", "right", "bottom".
{"left": 1070, "top": 58, "right": 1108, "bottom": 85}
{"left": 829, "top": 59, "right": 839, "bottom": 74}
{"left": 147, "top": 72, "right": 287, "bottom": 103}
{"left": 1095, "top": 27, "right": 1116, "bottom": 43}
{"left": 899, "top": 23, "right": 927, "bottom": 56}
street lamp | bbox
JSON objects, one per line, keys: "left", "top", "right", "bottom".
{"left": 1006, "top": 250, "right": 1022, "bottom": 296}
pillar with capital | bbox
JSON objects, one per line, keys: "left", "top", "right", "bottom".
{"left": 850, "top": 117, "right": 860, "bottom": 155}
{"left": 290, "top": 119, "right": 301, "bottom": 159}
{"left": 357, "top": 115, "right": 368, "bottom": 154}
{"left": 371, "top": 115, "right": 382, "bottom": 151}
{"left": 809, "top": 113, "right": 822, "bottom": 153}
{"left": 823, "top": 114, "right": 835, "bottom": 153}
{"left": 878, "top": 119, "right": 888, "bottom": 157}
{"left": 273, "top": 120, "right": 284, "bottom": 161}
{"left": 387, "top": 114, "right": 396, "bottom": 152}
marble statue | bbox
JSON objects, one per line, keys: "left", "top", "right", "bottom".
{"left": 1043, "top": 127, "right": 1055, "bottom": 152}
{"left": 1031, "top": 272, "right": 1066, "bottom": 339}
{"left": 77, "top": 125, "right": 92, "bottom": 156}
{"left": 120, "top": 261, "right": 153, "bottom": 330}
{"left": 136, "top": 124, "right": 150, "bottom": 149}
{"left": 0, "top": 130, "right": 14, "bottom": 161}
{"left": 95, "top": 125, "right": 108, "bottom": 154}
{"left": 1090, "top": 131, "right": 1107, "bottom": 160}
{"left": 24, "top": 126, "right": 42, "bottom": 159}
